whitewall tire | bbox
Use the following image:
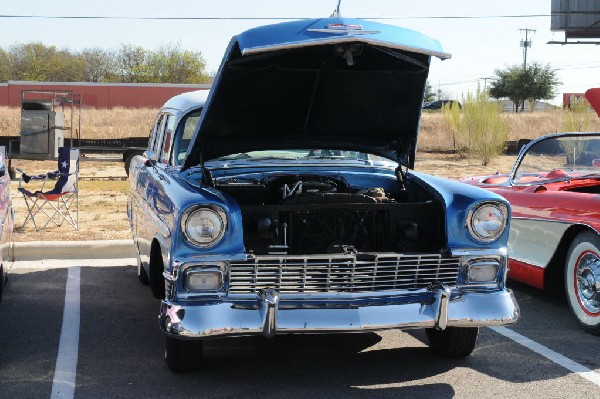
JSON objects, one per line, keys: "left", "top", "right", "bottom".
{"left": 565, "top": 231, "right": 600, "bottom": 335}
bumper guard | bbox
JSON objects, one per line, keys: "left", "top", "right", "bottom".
{"left": 159, "top": 285, "right": 519, "bottom": 339}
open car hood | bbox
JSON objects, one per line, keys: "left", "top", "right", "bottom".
{"left": 183, "top": 17, "right": 450, "bottom": 171}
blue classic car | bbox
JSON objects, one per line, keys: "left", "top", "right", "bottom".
{"left": 128, "top": 17, "right": 519, "bottom": 372}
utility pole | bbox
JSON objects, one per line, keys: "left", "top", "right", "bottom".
{"left": 480, "top": 77, "right": 494, "bottom": 90}
{"left": 519, "top": 28, "right": 536, "bottom": 70}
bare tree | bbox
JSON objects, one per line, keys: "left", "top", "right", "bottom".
{"left": 1, "top": 41, "right": 211, "bottom": 84}
{"left": 147, "top": 42, "right": 211, "bottom": 83}
{"left": 114, "top": 44, "right": 150, "bottom": 83}
{"left": 0, "top": 49, "right": 10, "bottom": 82}
{"left": 80, "top": 47, "right": 115, "bottom": 82}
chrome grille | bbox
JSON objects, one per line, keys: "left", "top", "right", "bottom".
{"left": 228, "top": 254, "right": 460, "bottom": 294}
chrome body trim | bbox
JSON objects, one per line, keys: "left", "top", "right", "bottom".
{"left": 574, "top": 253, "right": 600, "bottom": 315}
{"left": 180, "top": 205, "right": 228, "bottom": 248}
{"left": 465, "top": 201, "right": 508, "bottom": 243}
{"left": 164, "top": 249, "right": 511, "bottom": 334}
{"left": 227, "top": 253, "right": 462, "bottom": 294}
{"left": 259, "top": 288, "right": 280, "bottom": 339}
{"left": 159, "top": 288, "right": 519, "bottom": 339}
{"left": 509, "top": 218, "right": 571, "bottom": 268}
{"left": 451, "top": 248, "right": 508, "bottom": 257}
{"left": 242, "top": 36, "right": 452, "bottom": 60}
{"left": 433, "top": 284, "right": 451, "bottom": 330}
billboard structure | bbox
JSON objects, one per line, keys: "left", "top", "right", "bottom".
{"left": 551, "top": 0, "right": 600, "bottom": 43}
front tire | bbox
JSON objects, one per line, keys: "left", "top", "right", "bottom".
{"left": 136, "top": 251, "right": 149, "bottom": 285}
{"left": 426, "top": 327, "right": 479, "bottom": 358}
{"left": 164, "top": 336, "right": 203, "bottom": 372}
{"left": 149, "top": 245, "right": 165, "bottom": 300}
{"left": 565, "top": 231, "right": 600, "bottom": 335}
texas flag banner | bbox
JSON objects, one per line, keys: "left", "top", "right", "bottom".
{"left": 46, "top": 147, "right": 79, "bottom": 195}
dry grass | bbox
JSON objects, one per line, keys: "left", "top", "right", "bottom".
{"left": 3, "top": 106, "right": 600, "bottom": 144}
{"left": 80, "top": 107, "right": 157, "bottom": 139}
{"left": 2, "top": 106, "right": 600, "bottom": 242}
{"left": 418, "top": 109, "right": 600, "bottom": 152}
{"left": 9, "top": 159, "right": 130, "bottom": 242}
{"left": 0, "top": 107, "right": 21, "bottom": 137}
{"left": 11, "top": 178, "right": 131, "bottom": 242}
{"left": 0, "top": 106, "right": 158, "bottom": 138}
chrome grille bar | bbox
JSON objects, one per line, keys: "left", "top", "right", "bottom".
{"left": 228, "top": 254, "right": 460, "bottom": 294}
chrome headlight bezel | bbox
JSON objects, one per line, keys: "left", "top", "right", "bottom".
{"left": 467, "top": 202, "right": 508, "bottom": 243}
{"left": 184, "top": 267, "right": 225, "bottom": 292}
{"left": 456, "top": 253, "right": 507, "bottom": 290}
{"left": 181, "top": 205, "right": 227, "bottom": 248}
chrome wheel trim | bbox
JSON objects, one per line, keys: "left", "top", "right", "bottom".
{"left": 575, "top": 252, "right": 600, "bottom": 316}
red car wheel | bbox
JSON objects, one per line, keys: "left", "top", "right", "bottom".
{"left": 565, "top": 231, "right": 600, "bottom": 335}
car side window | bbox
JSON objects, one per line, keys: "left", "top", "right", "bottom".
{"left": 149, "top": 114, "right": 165, "bottom": 153}
{"left": 172, "top": 108, "right": 202, "bottom": 166}
{"left": 160, "top": 115, "right": 176, "bottom": 165}
{"left": 148, "top": 114, "right": 163, "bottom": 150}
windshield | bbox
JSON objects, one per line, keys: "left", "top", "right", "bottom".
{"left": 513, "top": 134, "right": 600, "bottom": 184}
{"left": 209, "top": 150, "right": 392, "bottom": 162}
{"left": 173, "top": 109, "right": 202, "bottom": 166}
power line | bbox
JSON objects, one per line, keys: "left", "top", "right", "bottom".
{"left": 556, "top": 65, "right": 600, "bottom": 71}
{"left": 0, "top": 14, "right": 563, "bottom": 21}
{"left": 436, "top": 79, "right": 479, "bottom": 86}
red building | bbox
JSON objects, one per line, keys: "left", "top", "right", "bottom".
{"left": 562, "top": 92, "right": 586, "bottom": 109}
{"left": 0, "top": 81, "right": 211, "bottom": 109}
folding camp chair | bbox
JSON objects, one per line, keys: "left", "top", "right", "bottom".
{"left": 17, "top": 147, "right": 80, "bottom": 231}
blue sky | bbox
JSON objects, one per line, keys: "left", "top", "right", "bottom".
{"left": 1, "top": 0, "right": 599, "bottom": 104}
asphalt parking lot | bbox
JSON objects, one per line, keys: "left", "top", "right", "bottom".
{"left": 1, "top": 260, "right": 599, "bottom": 399}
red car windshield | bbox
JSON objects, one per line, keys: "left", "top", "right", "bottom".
{"left": 513, "top": 135, "right": 600, "bottom": 184}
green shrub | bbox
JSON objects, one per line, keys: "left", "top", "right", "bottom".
{"left": 442, "top": 89, "right": 508, "bottom": 166}
{"left": 564, "top": 97, "right": 593, "bottom": 132}
{"left": 442, "top": 100, "right": 463, "bottom": 156}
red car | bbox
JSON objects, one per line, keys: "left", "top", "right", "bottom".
{"left": 461, "top": 132, "right": 600, "bottom": 335}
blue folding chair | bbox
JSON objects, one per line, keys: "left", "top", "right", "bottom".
{"left": 17, "top": 147, "right": 80, "bottom": 231}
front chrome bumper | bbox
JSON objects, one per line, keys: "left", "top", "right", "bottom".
{"left": 159, "top": 286, "right": 520, "bottom": 339}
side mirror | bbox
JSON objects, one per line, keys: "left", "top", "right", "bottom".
{"left": 0, "top": 162, "right": 6, "bottom": 178}
{"left": 143, "top": 150, "right": 158, "bottom": 167}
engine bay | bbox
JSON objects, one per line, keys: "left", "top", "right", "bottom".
{"left": 215, "top": 173, "right": 444, "bottom": 255}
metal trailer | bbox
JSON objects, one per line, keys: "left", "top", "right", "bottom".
{"left": 4, "top": 90, "right": 146, "bottom": 176}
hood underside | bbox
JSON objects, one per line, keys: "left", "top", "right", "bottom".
{"left": 184, "top": 18, "right": 450, "bottom": 170}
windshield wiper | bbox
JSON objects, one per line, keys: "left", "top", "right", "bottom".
{"left": 304, "top": 155, "right": 356, "bottom": 160}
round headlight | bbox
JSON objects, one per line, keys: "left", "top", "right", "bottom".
{"left": 182, "top": 206, "right": 227, "bottom": 247}
{"left": 467, "top": 202, "right": 508, "bottom": 243}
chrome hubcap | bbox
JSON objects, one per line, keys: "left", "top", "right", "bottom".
{"left": 576, "top": 254, "right": 600, "bottom": 315}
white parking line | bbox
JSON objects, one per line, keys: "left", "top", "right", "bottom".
{"left": 50, "top": 267, "right": 81, "bottom": 399}
{"left": 490, "top": 326, "right": 600, "bottom": 387}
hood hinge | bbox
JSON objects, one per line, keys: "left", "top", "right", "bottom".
{"left": 199, "top": 153, "right": 214, "bottom": 187}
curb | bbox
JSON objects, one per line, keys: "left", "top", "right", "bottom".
{"left": 12, "top": 239, "right": 137, "bottom": 262}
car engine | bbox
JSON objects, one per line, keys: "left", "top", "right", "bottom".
{"left": 216, "top": 173, "right": 444, "bottom": 255}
